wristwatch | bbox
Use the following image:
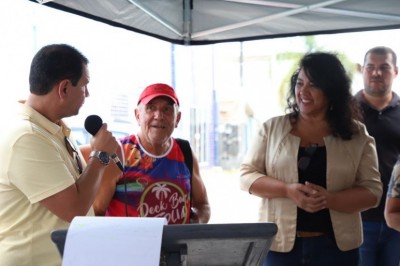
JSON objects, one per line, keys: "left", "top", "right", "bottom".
{"left": 89, "top": 151, "right": 110, "bottom": 165}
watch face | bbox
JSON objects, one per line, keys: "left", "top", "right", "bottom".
{"left": 99, "top": 152, "right": 110, "bottom": 164}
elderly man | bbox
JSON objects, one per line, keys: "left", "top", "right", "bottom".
{"left": 81, "top": 83, "right": 210, "bottom": 224}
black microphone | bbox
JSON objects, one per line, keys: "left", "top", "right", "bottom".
{"left": 84, "top": 115, "right": 124, "bottom": 172}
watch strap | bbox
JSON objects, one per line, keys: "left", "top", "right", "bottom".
{"left": 89, "top": 150, "right": 110, "bottom": 165}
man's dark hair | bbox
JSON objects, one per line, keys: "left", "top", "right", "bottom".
{"left": 286, "top": 52, "right": 361, "bottom": 140}
{"left": 363, "top": 46, "right": 397, "bottom": 66}
{"left": 29, "top": 44, "right": 89, "bottom": 95}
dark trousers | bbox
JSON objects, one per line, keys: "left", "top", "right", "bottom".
{"left": 263, "top": 234, "right": 358, "bottom": 266}
{"left": 359, "top": 221, "right": 400, "bottom": 266}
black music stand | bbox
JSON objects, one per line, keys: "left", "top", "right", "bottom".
{"left": 51, "top": 222, "right": 277, "bottom": 266}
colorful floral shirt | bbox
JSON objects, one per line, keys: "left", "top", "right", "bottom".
{"left": 106, "top": 135, "right": 191, "bottom": 224}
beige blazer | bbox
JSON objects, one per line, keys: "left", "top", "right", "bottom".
{"left": 240, "top": 115, "right": 382, "bottom": 252}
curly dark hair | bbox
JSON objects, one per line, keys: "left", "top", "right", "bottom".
{"left": 29, "top": 44, "right": 89, "bottom": 95}
{"left": 286, "top": 52, "right": 361, "bottom": 140}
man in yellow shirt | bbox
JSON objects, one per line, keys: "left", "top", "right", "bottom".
{"left": 0, "top": 44, "right": 118, "bottom": 266}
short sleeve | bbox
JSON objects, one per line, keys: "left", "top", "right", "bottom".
{"left": 387, "top": 162, "right": 400, "bottom": 198}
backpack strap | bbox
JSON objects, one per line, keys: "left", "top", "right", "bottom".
{"left": 175, "top": 138, "right": 193, "bottom": 207}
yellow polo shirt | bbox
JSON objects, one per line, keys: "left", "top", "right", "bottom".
{"left": 0, "top": 102, "right": 93, "bottom": 266}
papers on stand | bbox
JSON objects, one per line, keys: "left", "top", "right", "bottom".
{"left": 62, "top": 216, "right": 167, "bottom": 266}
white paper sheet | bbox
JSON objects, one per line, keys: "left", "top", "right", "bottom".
{"left": 62, "top": 216, "right": 167, "bottom": 266}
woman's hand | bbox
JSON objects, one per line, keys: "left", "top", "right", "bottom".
{"left": 286, "top": 182, "right": 327, "bottom": 213}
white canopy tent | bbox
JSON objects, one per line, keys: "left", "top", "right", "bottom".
{"left": 30, "top": 0, "right": 400, "bottom": 45}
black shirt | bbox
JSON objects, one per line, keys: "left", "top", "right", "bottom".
{"left": 296, "top": 145, "right": 333, "bottom": 233}
{"left": 355, "top": 90, "right": 400, "bottom": 222}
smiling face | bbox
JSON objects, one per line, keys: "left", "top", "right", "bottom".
{"left": 295, "top": 68, "right": 329, "bottom": 119}
{"left": 135, "top": 96, "right": 181, "bottom": 148}
{"left": 362, "top": 52, "right": 398, "bottom": 97}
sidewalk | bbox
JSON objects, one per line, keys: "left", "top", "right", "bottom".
{"left": 200, "top": 167, "right": 260, "bottom": 224}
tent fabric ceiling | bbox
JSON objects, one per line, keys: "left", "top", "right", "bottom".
{"left": 31, "top": 0, "right": 400, "bottom": 45}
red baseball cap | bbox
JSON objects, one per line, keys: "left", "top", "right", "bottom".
{"left": 137, "top": 83, "right": 180, "bottom": 106}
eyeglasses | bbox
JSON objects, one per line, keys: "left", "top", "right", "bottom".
{"left": 298, "top": 144, "right": 318, "bottom": 171}
{"left": 64, "top": 136, "right": 83, "bottom": 174}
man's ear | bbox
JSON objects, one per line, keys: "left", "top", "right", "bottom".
{"left": 356, "top": 63, "right": 362, "bottom": 73}
{"left": 175, "top": 111, "right": 182, "bottom": 128}
{"left": 134, "top": 108, "right": 140, "bottom": 125}
{"left": 57, "top": 79, "right": 70, "bottom": 99}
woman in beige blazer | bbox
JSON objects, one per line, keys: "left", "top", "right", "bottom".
{"left": 240, "top": 52, "right": 382, "bottom": 266}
